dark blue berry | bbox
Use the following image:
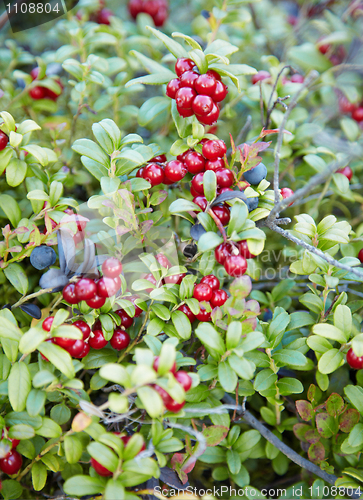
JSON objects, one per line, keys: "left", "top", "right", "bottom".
{"left": 39, "top": 268, "right": 69, "bottom": 291}
{"left": 244, "top": 163, "right": 267, "bottom": 185}
{"left": 190, "top": 223, "right": 207, "bottom": 241}
{"left": 30, "top": 246, "right": 56, "bottom": 270}
{"left": 263, "top": 309, "right": 273, "bottom": 321}
{"left": 183, "top": 243, "right": 198, "bottom": 258}
{"left": 246, "top": 197, "right": 259, "bottom": 212}
{"left": 19, "top": 304, "right": 42, "bottom": 319}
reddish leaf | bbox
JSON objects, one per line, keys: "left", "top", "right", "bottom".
{"left": 293, "top": 423, "right": 311, "bottom": 442}
{"left": 307, "top": 384, "right": 321, "bottom": 404}
{"left": 339, "top": 408, "right": 360, "bottom": 433}
{"left": 308, "top": 441, "right": 325, "bottom": 463}
{"left": 259, "top": 128, "right": 292, "bottom": 138}
{"left": 305, "top": 429, "right": 321, "bottom": 444}
{"left": 202, "top": 425, "right": 229, "bottom": 447}
{"left": 296, "top": 400, "right": 314, "bottom": 421}
{"left": 316, "top": 412, "right": 337, "bottom": 438}
{"left": 326, "top": 393, "right": 344, "bottom": 417}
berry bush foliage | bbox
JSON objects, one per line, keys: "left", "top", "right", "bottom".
{"left": 2, "top": 0, "right": 363, "bottom": 499}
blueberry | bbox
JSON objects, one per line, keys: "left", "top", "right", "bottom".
{"left": 183, "top": 243, "right": 198, "bottom": 258}
{"left": 263, "top": 308, "right": 273, "bottom": 321}
{"left": 190, "top": 223, "right": 207, "bottom": 241}
{"left": 30, "top": 246, "right": 56, "bottom": 270}
{"left": 201, "top": 9, "right": 210, "bottom": 18}
{"left": 39, "top": 268, "right": 69, "bottom": 291}
{"left": 246, "top": 197, "right": 259, "bottom": 212}
{"left": 20, "top": 303, "right": 41, "bottom": 319}
{"left": 244, "top": 163, "right": 267, "bottom": 185}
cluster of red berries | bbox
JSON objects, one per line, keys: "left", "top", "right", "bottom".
{"left": 29, "top": 67, "right": 63, "bottom": 101}
{"left": 215, "top": 240, "right": 255, "bottom": 278}
{"left": 42, "top": 318, "right": 90, "bottom": 359}
{"left": 251, "top": 71, "right": 304, "bottom": 85}
{"left": 143, "top": 253, "right": 186, "bottom": 292}
{"left": 152, "top": 356, "right": 193, "bottom": 413}
{"left": 128, "top": 0, "right": 168, "bottom": 26}
{"left": 191, "top": 275, "right": 228, "bottom": 322}
{"left": 91, "top": 433, "right": 146, "bottom": 477}
{"left": 62, "top": 257, "right": 123, "bottom": 309}
{"left": 137, "top": 154, "right": 187, "bottom": 186}
{"left": 0, "top": 428, "right": 22, "bottom": 476}
{"left": 318, "top": 41, "right": 346, "bottom": 67}
{"left": 0, "top": 130, "right": 8, "bottom": 152}
{"left": 338, "top": 95, "right": 363, "bottom": 125}
{"left": 166, "top": 58, "right": 228, "bottom": 125}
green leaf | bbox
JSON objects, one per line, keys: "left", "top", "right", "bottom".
{"left": 273, "top": 349, "right": 307, "bottom": 367}
{"left": 227, "top": 200, "right": 248, "bottom": 236}
{"left": 0, "top": 317, "right": 21, "bottom": 341}
{"left": 198, "top": 231, "right": 223, "bottom": 253}
{"left": 254, "top": 369, "right": 277, "bottom": 392}
{"left": 146, "top": 26, "right": 188, "bottom": 58}
{"left": 228, "top": 355, "right": 255, "bottom": 380}
{"left": 37, "top": 342, "right": 75, "bottom": 380}
{"left": 344, "top": 386, "right": 363, "bottom": 414}
{"left": 137, "top": 386, "right": 163, "bottom": 417}
{"left": 226, "top": 322, "right": 242, "bottom": 350}
{"left": 72, "top": 139, "right": 110, "bottom": 167}
{"left": 126, "top": 72, "right": 174, "bottom": 87}
{"left": 8, "top": 363, "right": 31, "bottom": 412}
{"left": 227, "top": 449, "right": 241, "bottom": 475}
{"left": 171, "top": 310, "right": 191, "bottom": 340}
{"left": 138, "top": 97, "right": 170, "bottom": 128}
{"left": 1, "top": 480, "right": 23, "bottom": 500}
{"left": 4, "top": 263, "right": 28, "bottom": 295}
{"left": 26, "top": 389, "right": 46, "bottom": 417}
{"left": 99, "top": 364, "right": 130, "bottom": 386}
{"left": 50, "top": 404, "right": 71, "bottom": 425}
{"left": 203, "top": 170, "right": 217, "bottom": 202}
{"left": 333, "top": 304, "right": 352, "bottom": 336}
{"left": 315, "top": 412, "right": 338, "bottom": 438}
{"left": 312, "top": 323, "right": 347, "bottom": 343}
{"left": 104, "top": 479, "right": 126, "bottom": 500}
{"left": 218, "top": 361, "right": 238, "bottom": 392}
{"left": 169, "top": 198, "right": 201, "bottom": 214}
{"left": 195, "top": 323, "right": 225, "bottom": 358}
{"left": 278, "top": 378, "right": 303, "bottom": 396}
{"left": 64, "top": 475, "right": 106, "bottom": 496}
{"left": 19, "top": 328, "right": 47, "bottom": 354}
{"left": 32, "top": 462, "right": 47, "bottom": 491}
{"left": 202, "top": 425, "right": 229, "bottom": 447}
{"left": 64, "top": 435, "right": 85, "bottom": 464}
{"left": 8, "top": 424, "right": 34, "bottom": 440}
{"left": 6, "top": 159, "right": 27, "bottom": 187}
{"left": 35, "top": 417, "right": 62, "bottom": 438}
{"left": 318, "top": 349, "right": 344, "bottom": 374}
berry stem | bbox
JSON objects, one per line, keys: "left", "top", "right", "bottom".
{"left": 207, "top": 208, "right": 227, "bottom": 242}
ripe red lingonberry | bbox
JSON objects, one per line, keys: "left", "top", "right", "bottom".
{"left": 191, "top": 172, "right": 205, "bottom": 195}
{"left": 197, "top": 103, "right": 219, "bottom": 125}
{"left": 211, "top": 205, "right": 230, "bottom": 225}
{"left": 179, "top": 70, "right": 199, "bottom": 88}
{"left": 164, "top": 273, "right": 185, "bottom": 285}
{"left": 0, "top": 450, "right": 22, "bottom": 475}
{"left": 238, "top": 240, "right": 255, "bottom": 259}
{"left": 194, "top": 74, "right": 217, "bottom": 96}
{"left": 150, "top": 154, "right": 167, "bottom": 163}
{"left": 205, "top": 158, "right": 224, "bottom": 172}
{"left": 210, "top": 289, "right": 228, "bottom": 308}
{"left": 153, "top": 384, "right": 172, "bottom": 405}
{"left": 251, "top": 71, "right": 271, "bottom": 85}
{"left": 177, "top": 304, "right": 196, "bottom": 323}
{"left": 97, "top": 277, "right": 119, "bottom": 298}
{"left": 338, "top": 97, "right": 356, "bottom": 114}
{"left": 177, "top": 105, "right": 194, "bottom": 118}
{"left": 206, "top": 69, "right": 221, "bottom": 81}
{"left": 358, "top": 249, "right": 363, "bottom": 264}
{"left": 96, "top": 8, "right": 113, "bottom": 24}
{"left": 115, "top": 309, "right": 133, "bottom": 329}
{"left": 136, "top": 168, "right": 144, "bottom": 178}
{"left": 42, "top": 316, "right": 54, "bottom": 332}
{"left": 62, "top": 283, "right": 79, "bottom": 304}
{"left": 185, "top": 151, "right": 205, "bottom": 174}
{"left": 166, "top": 79, "right": 181, "bottom": 99}
{"left": 78, "top": 342, "right": 90, "bottom": 358}
{"left": 89, "top": 329, "right": 108, "bottom": 349}
{"left": 193, "top": 283, "right": 213, "bottom": 302}
{"left": 200, "top": 274, "right": 220, "bottom": 291}
{"left": 192, "top": 95, "right": 214, "bottom": 116}
{"left": 193, "top": 196, "right": 208, "bottom": 211}
{"left": 0, "top": 131, "right": 9, "bottom": 151}
{"left": 67, "top": 339, "right": 87, "bottom": 358}
{"left": 165, "top": 399, "right": 185, "bottom": 413}
{"left": 86, "top": 294, "right": 106, "bottom": 309}
{"left": 91, "top": 457, "right": 112, "bottom": 477}
{"left": 202, "top": 140, "right": 225, "bottom": 161}
{"left": 142, "top": 163, "right": 165, "bottom": 186}
{"left": 164, "top": 160, "right": 187, "bottom": 182}
{"left": 156, "top": 253, "right": 171, "bottom": 269}
{"left": 214, "top": 242, "right": 233, "bottom": 265}
{"left": 352, "top": 107, "right": 363, "bottom": 122}
{"left": 216, "top": 168, "right": 234, "bottom": 188}
{"left": 153, "top": 356, "right": 177, "bottom": 375}
{"left": 318, "top": 43, "right": 331, "bottom": 55}
{"left": 73, "top": 320, "right": 91, "bottom": 340}
{"left": 29, "top": 87, "right": 46, "bottom": 100}
{"left": 75, "top": 278, "right": 97, "bottom": 301}
{"left": 337, "top": 166, "right": 353, "bottom": 181}
{"left": 175, "top": 87, "right": 196, "bottom": 109}
{"left": 347, "top": 348, "right": 363, "bottom": 369}
{"left": 224, "top": 255, "right": 248, "bottom": 277}
{"left": 144, "top": 273, "right": 157, "bottom": 293}
{"left": 196, "top": 305, "right": 211, "bottom": 322}
{"left": 129, "top": 296, "right": 143, "bottom": 317}
{"left": 102, "top": 257, "right": 122, "bottom": 278}
{"left": 175, "top": 370, "right": 192, "bottom": 392}
{"left": 110, "top": 329, "right": 130, "bottom": 350}
{"left": 175, "top": 58, "right": 195, "bottom": 77}
{"left": 212, "top": 80, "right": 228, "bottom": 102}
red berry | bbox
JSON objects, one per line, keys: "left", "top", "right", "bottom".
{"left": 67, "top": 339, "right": 87, "bottom": 357}
{"left": 89, "top": 329, "right": 108, "bottom": 349}
{"left": 97, "top": 276, "right": 119, "bottom": 298}
{"left": 118, "top": 434, "right": 146, "bottom": 452}
{"left": 200, "top": 274, "right": 220, "bottom": 291}
{"left": 177, "top": 304, "right": 195, "bottom": 323}
{"left": 136, "top": 168, "right": 144, "bottom": 178}
{"left": 96, "top": 8, "right": 113, "bottom": 24}
{"left": 193, "top": 196, "right": 207, "bottom": 211}
{"left": 110, "top": 329, "right": 130, "bottom": 350}
{"left": 290, "top": 74, "right": 304, "bottom": 83}
{"left": 42, "top": 316, "right": 54, "bottom": 332}
{"left": 0, "top": 131, "right": 9, "bottom": 151}
{"left": 62, "top": 283, "right": 79, "bottom": 304}
{"left": 214, "top": 242, "right": 233, "bottom": 264}
{"left": 156, "top": 253, "right": 171, "bottom": 269}
{"left": 75, "top": 278, "right": 97, "bottom": 301}
{"left": 179, "top": 71, "right": 199, "bottom": 88}
{"left": 216, "top": 168, "right": 234, "bottom": 188}
{"left": 166, "top": 79, "right": 181, "bottom": 99}
{"left": 202, "top": 140, "right": 224, "bottom": 160}
{"left": 150, "top": 154, "right": 167, "bottom": 162}
{"left": 29, "top": 86, "right": 46, "bottom": 100}
{"left": 318, "top": 43, "right": 331, "bottom": 55}
{"left": 224, "top": 255, "right": 247, "bottom": 277}
{"left": 175, "top": 87, "right": 196, "bottom": 109}
{"left": 338, "top": 97, "right": 356, "bottom": 114}
{"left": 153, "top": 6, "right": 168, "bottom": 26}
{"left": 164, "top": 273, "right": 185, "bottom": 285}
{"left": 206, "top": 69, "right": 221, "bottom": 81}
{"left": 197, "top": 102, "right": 219, "bottom": 125}
{"left": 177, "top": 105, "right": 194, "bottom": 118}
{"left": 128, "top": 0, "right": 143, "bottom": 18}
{"left": 102, "top": 257, "right": 122, "bottom": 278}
{"left": 30, "top": 67, "right": 40, "bottom": 80}
{"left": 217, "top": 140, "right": 227, "bottom": 157}
{"left": 196, "top": 305, "right": 211, "bottom": 322}
{"left": 192, "top": 95, "right": 214, "bottom": 116}
{"left": 175, "top": 371, "right": 192, "bottom": 392}
{"left": 78, "top": 342, "right": 90, "bottom": 358}
{"left": 73, "top": 320, "right": 91, "bottom": 340}
{"left": 91, "top": 457, "right": 112, "bottom": 477}
{"left": 358, "top": 249, "right": 363, "bottom": 264}
{"left": 115, "top": 309, "right": 133, "bottom": 329}
{"left": 211, "top": 205, "right": 230, "bottom": 225}
{"left": 45, "top": 79, "right": 63, "bottom": 101}
{"left": 337, "top": 166, "right": 353, "bottom": 181}
{"left": 191, "top": 172, "right": 204, "bottom": 195}
{"left": 1, "top": 428, "right": 20, "bottom": 450}
{"left": 54, "top": 335, "right": 77, "bottom": 350}
{"left": 0, "top": 450, "right": 22, "bottom": 475}
{"left": 212, "top": 80, "right": 228, "bottom": 102}
{"left": 143, "top": 163, "right": 165, "bottom": 186}
{"left": 193, "top": 283, "right": 213, "bottom": 302}
{"left": 164, "top": 160, "right": 187, "bottom": 182}
{"left": 185, "top": 151, "right": 205, "bottom": 174}
{"left": 352, "top": 107, "right": 363, "bottom": 122}
{"left": 153, "top": 356, "right": 177, "bottom": 375}
{"left": 238, "top": 240, "right": 255, "bottom": 259}
{"left": 144, "top": 273, "right": 157, "bottom": 293}
{"left": 205, "top": 158, "right": 224, "bottom": 172}
{"left": 190, "top": 185, "right": 199, "bottom": 197}
{"left": 153, "top": 384, "right": 172, "bottom": 405}
{"left": 175, "top": 58, "right": 195, "bottom": 77}
{"left": 194, "top": 74, "right": 217, "bottom": 96}
{"left": 86, "top": 294, "right": 106, "bottom": 309}
{"left": 251, "top": 71, "right": 271, "bottom": 85}
{"left": 165, "top": 399, "right": 185, "bottom": 413}
{"left": 210, "top": 289, "right": 228, "bottom": 307}
{"left": 347, "top": 348, "right": 363, "bottom": 369}
{"left": 177, "top": 150, "right": 190, "bottom": 162}
{"left": 128, "top": 296, "right": 143, "bottom": 317}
